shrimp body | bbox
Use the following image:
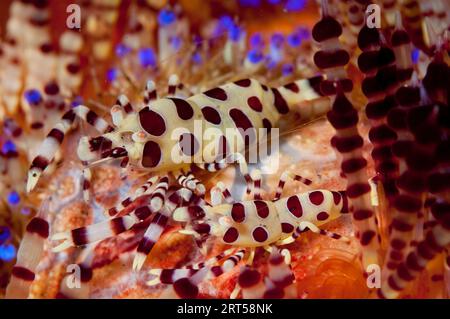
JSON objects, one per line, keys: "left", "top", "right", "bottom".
{"left": 175, "top": 189, "right": 349, "bottom": 248}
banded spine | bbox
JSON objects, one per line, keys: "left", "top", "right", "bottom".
{"left": 379, "top": 212, "right": 450, "bottom": 299}
{"left": 358, "top": 25, "right": 399, "bottom": 202}
{"left": 381, "top": 23, "right": 419, "bottom": 275}
{"left": 5, "top": 201, "right": 50, "bottom": 298}
{"left": 313, "top": 0, "right": 380, "bottom": 269}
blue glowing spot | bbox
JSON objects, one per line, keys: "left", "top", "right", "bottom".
{"left": 71, "top": 96, "right": 83, "bottom": 107}
{"left": 21, "top": 207, "right": 31, "bottom": 216}
{"left": 229, "top": 25, "right": 242, "bottom": 42}
{"left": 285, "top": 0, "right": 306, "bottom": 12}
{"left": 0, "top": 226, "right": 11, "bottom": 244}
{"left": 115, "top": 44, "right": 131, "bottom": 57}
{"left": 139, "top": 48, "right": 156, "bottom": 68}
{"left": 158, "top": 9, "right": 176, "bottom": 26}
{"left": 297, "top": 27, "right": 310, "bottom": 39}
{"left": 219, "top": 16, "right": 234, "bottom": 30}
{"left": 267, "top": 0, "right": 281, "bottom": 4}
{"left": 239, "top": 0, "right": 261, "bottom": 7}
{"left": 171, "top": 36, "right": 182, "bottom": 50}
{"left": 7, "top": 191, "right": 20, "bottom": 206}
{"left": 24, "top": 89, "right": 42, "bottom": 105}
{"left": 0, "top": 244, "right": 16, "bottom": 262}
{"left": 106, "top": 68, "right": 118, "bottom": 83}
{"left": 192, "top": 52, "right": 202, "bottom": 64}
{"left": 411, "top": 48, "right": 419, "bottom": 64}
{"left": 282, "top": 63, "right": 294, "bottom": 76}
{"left": 247, "top": 50, "right": 263, "bottom": 64}
{"left": 271, "top": 33, "right": 284, "bottom": 48}
{"left": 266, "top": 59, "right": 277, "bottom": 70}
{"left": 250, "top": 33, "right": 264, "bottom": 48}
{"left": 2, "top": 140, "right": 16, "bottom": 154}
{"left": 287, "top": 33, "right": 302, "bottom": 47}
{"left": 193, "top": 35, "right": 202, "bottom": 45}
{"left": 214, "top": 16, "right": 234, "bottom": 37}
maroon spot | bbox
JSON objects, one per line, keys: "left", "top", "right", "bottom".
{"left": 66, "top": 63, "right": 80, "bottom": 74}
{"left": 48, "top": 128, "right": 64, "bottom": 144}
{"left": 254, "top": 201, "right": 269, "bottom": 218}
{"left": 282, "top": 222, "right": 294, "bottom": 233}
{"left": 270, "top": 254, "right": 284, "bottom": 265}
{"left": 317, "top": 211, "right": 329, "bottom": 221}
{"left": 353, "top": 209, "right": 374, "bottom": 220}
{"left": 342, "top": 158, "right": 367, "bottom": 174}
{"left": 194, "top": 223, "right": 210, "bottom": 234}
{"left": 62, "top": 109, "right": 76, "bottom": 122}
{"left": 71, "top": 227, "right": 88, "bottom": 246}
{"left": 44, "top": 82, "right": 59, "bottom": 95}
{"left": 110, "top": 218, "right": 126, "bottom": 235}
{"left": 247, "top": 96, "right": 263, "bottom": 112}
{"left": 264, "top": 288, "right": 284, "bottom": 299}
{"left": 271, "top": 88, "right": 289, "bottom": 114}
{"left": 204, "top": 87, "right": 227, "bottom": 101}
{"left": 388, "top": 275, "right": 402, "bottom": 291}
{"left": 223, "top": 227, "right": 239, "bottom": 243}
{"left": 83, "top": 179, "right": 90, "bottom": 190}
{"left": 139, "top": 107, "right": 166, "bottom": 136}
{"left": 394, "top": 195, "right": 422, "bottom": 213}
{"left": 314, "top": 49, "right": 350, "bottom": 69}
{"left": 327, "top": 108, "right": 359, "bottom": 130}
{"left": 391, "top": 29, "right": 410, "bottom": 46}
{"left": 229, "top": 108, "right": 254, "bottom": 133}
{"left": 332, "top": 191, "right": 341, "bottom": 205}
{"left": 108, "top": 207, "right": 118, "bottom": 216}
{"left": 360, "top": 230, "right": 376, "bottom": 246}
{"left": 312, "top": 16, "right": 342, "bottom": 42}
{"left": 238, "top": 268, "right": 261, "bottom": 288}
{"left": 26, "top": 217, "right": 49, "bottom": 238}
{"left": 391, "top": 239, "right": 406, "bottom": 250}
{"left": 391, "top": 219, "right": 414, "bottom": 232}
{"left": 347, "top": 182, "right": 371, "bottom": 198}
{"left": 234, "top": 79, "right": 251, "bottom": 87}
{"left": 142, "top": 141, "right": 162, "bottom": 168}
{"left": 309, "top": 191, "right": 324, "bottom": 205}
{"left": 12, "top": 266, "right": 35, "bottom": 281}
{"left": 211, "top": 266, "right": 223, "bottom": 277}
{"left": 287, "top": 196, "right": 303, "bottom": 218}
{"left": 173, "top": 278, "right": 198, "bottom": 298}
{"left": 231, "top": 203, "right": 246, "bottom": 223}
{"left": 284, "top": 82, "right": 299, "bottom": 93}
{"left": 252, "top": 227, "right": 268, "bottom": 242}
{"left": 201, "top": 106, "right": 221, "bottom": 125}
{"left": 79, "top": 265, "right": 93, "bottom": 282}
{"left": 159, "top": 269, "right": 176, "bottom": 284}
{"left": 262, "top": 118, "right": 272, "bottom": 131}
{"left": 137, "top": 237, "right": 156, "bottom": 254}
{"left": 135, "top": 206, "right": 152, "bottom": 220}
{"left": 397, "top": 264, "right": 414, "bottom": 281}
{"left": 179, "top": 133, "right": 199, "bottom": 156}
{"left": 31, "top": 155, "right": 49, "bottom": 170}
{"left": 357, "top": 26, "right": 380, "bottom": 50}
{"left": 169, "top": 98, "right": 194, "bottom": 120}
{"left": 40, "top": 43, "right": 53, "bottom": 53}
